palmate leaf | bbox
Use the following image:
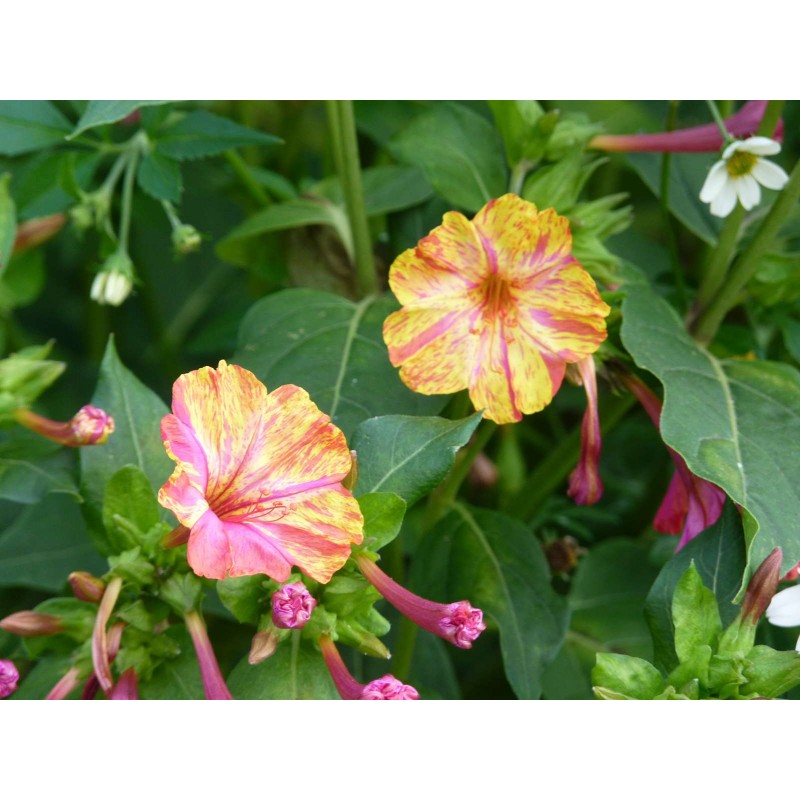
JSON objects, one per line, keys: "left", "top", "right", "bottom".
{"left": 234, "top": 289, "right": 445, "bottom": 439}
{"left": 411, "top": 503, "right": 569, "bottom": 699}
{"left": 620, "top": 262, "right": 800, "bottom": 588}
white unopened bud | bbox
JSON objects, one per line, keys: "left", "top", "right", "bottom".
{"left": 90, "top": 251, "right": 135, "bottom": 306}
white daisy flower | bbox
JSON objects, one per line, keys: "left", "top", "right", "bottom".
{"left": 765, "top": 583, "right": 800, "bottom": 653}
{"left": 699, "top": 136, "right": 790, "bottom": 218}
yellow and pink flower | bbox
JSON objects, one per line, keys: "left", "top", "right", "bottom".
{"left": 383, "top": 194, "right": 610, "bottom": 425}
{"left": 158, "top": 361, "right": 363, "bottom": 583}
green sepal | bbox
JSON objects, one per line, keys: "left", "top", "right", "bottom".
{"left": 672, "top": 562, "right": 722, "bottom": 663}
{"left": 116, "top": 599, "right": 156, "bottom": 633}
{"left": 665, "top": 644, "right": 712, "bottom": 695}
{"left": 107, "top": 547, "right": 156, "bottom": 588}
{"left": 159, "top": 572, "right": 204, "bottom": 615}
{"left": 34, "top": 597, "right": 95, "bottom": 641}
{"left": 334, "top": 619, "right": 391, "bottom": 659}
{"left": 0, "top": 344, "right": 64, "bottom": 423}
{"left": 707, "top": 653, "right": 748, "bottom": 698}
{"left": 742, "top": 645, "right": 800, "bottom": 698}
{"left": 523, "top": 151, "right": 604, "bottom": 212}
{"left": 217, "top": 574, "right": 273, "bottom": 625}
{"left": 102, "top": 465, "right": 161, "bottom": 554}
{"left": 592, "top": 653, "right": 665, "bottom": 700}
{"left": 717, "top": 615, "right": 756, "bottom": 659}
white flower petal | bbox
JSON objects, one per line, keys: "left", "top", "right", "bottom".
{"left": 796, "top": 633, "right": 800, "bottom": 654}
{"left": 722, "top": 140, "right": 743, "bottom": 160}
{"left": 751, "top": 159, "right": 790, "bottom": 191}
{"left": 736, "top": 174, "right": 761, "bottom": 210}
{"left": 699, "top": 161, "right": 728, "bottom": 202}
{"left": 709, "top": 182, "right": 738, "bottom": 217}
{"left": 739, "top": 136, "right": 781, "bottom": 156}
{"left": 766, "top": 584, "right": 800, "bottom": 627}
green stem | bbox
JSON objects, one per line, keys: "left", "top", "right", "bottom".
{"left": 691, "top": 100, "right": 785, "bottom": 328}
{"left": 509, "top": 160, "right": 532, "bottom": 196}
{"left": 660, "top": 100, "right": 686, "bottom": 311}
{"left": 692, "top": 155, "right": 800, "bottom": 344}
{"left": 326, "top": 100, "right": 377, "bottom": 297}
{"left": 224, "top": 150, "right": 270, "bottom": 207}
{"left": 161, "top": 200, "right": 182, "bottom": 231}
{"left": 117, "top": 148, "right": 139, "bottom": 252}
{"left": 391, "top": 616, "right": 418, "bottom": 684}
{"left": 706, "top": 100, "right": 734, "bottom": 143}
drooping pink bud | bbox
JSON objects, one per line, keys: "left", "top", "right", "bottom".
{"left": 355, "top": 554, "right": 486, "bottom": 649}
{"left": 14, "top": 404, "right": 114, "bottom": 447}
{"left": 109, "top": 668, "right": 139, "bottom": 700}
{"left": 361, "top": 675, "right": 420, "bottom": 700}
{"left": 83, "top": 621, "right": 125, "bottom": 699}
{"left": 272, "top": 581, "right": 317, "bottom": 629}
{"left": 318, "top": 635, "right": 419, "bottom": 701}
{"left": 742, "top": 548, "right": 783, "bottom": 624}
{"left": 0, "top": 659, "right": 19, "bottom": 699}
{"left": 0, "top": 610, "right": 63, "bottom": 637}
{"left": 46, "top": 666, "right": 81, "bottom": 700}
{"left": 184, "top": 610, "right": 233, "bottom": 700}
{"left": 91, "top": 576, "right": 123, "bottom": 695}
{"left": 69, "top": 571, "right": 106, "bottom": 604}
{"left": 248, "top": 629, "right": 279, "bottom": 665}
{"left": 567, "top": 356, "right": 603, "bottom": 505}
{"left": 590, "top": 100, "right": 784, "bottom": 153}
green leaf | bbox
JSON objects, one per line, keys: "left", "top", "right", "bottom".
{"left": 0, "top": 174, "right": 16, "bottom": 269}
{"left": 221, "top": 198, "right": 341, "bottom": 243}
{"left": 79, "top": 338, "right": 171, "bottom": 555}
{"left": 0, "top": 428, "right": 79, "bottom": 503}
{"left": 69, "top": 101, "right": 170, "bottom": 139}
{"left": 156, "top": 111, "right": 281, "bottom": 160}
{"left": 0, "top": 101, "right": 72, "bottom": 156}
{"left": 488, "top": 100, "right": 546, "bottom": 167}
{"left": 138, "top": 626, "right": 204, "bottom": 700}
{"left": 137, "top": 150, "right": 183, "bottom": 203}
{"left": 412, "top": 503, "right": 569, "bottom": 699}
{"left": 743, "top": 645, "right": 800, "bottom": 698}
{"left": 234, "top": 289, "right": 445, "bottom": 438}
{"left": 671, "top": 562, "right": 722, "bottom": 663}
{"left": 621, "top": 261, "right": 800, "bottom": 586}
{"left": 357, "top": 492, "right": 406, "bottom": 551}
{"left": 390, "top": 103, "right": 507, "bottom": 212}
{"left": 645, "top": 503, "right": 746, "bottom": 672}
{"left": 0, "top": 493, "right": 105, "bottom": 591}
{"left": 8, "top": 655, "right": 76, "bottom": 700}
{"left": 625, "top": 152, "right": 721, "bottom": 245}
{"left": 351, "top": 413, "right": 482, "bottom": 506}
{"left": 102, "top": 465, "right": 161, "bottom": 552}
{"left": 592, "top": 653, "right": 665, "bottom": 700}
{"left": 216, "top": 574, "right": 270, "bottom": 625}
{"left": 226, "top": 636, "right": 339, "bottom": 699}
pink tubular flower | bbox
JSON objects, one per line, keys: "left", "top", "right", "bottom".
{"left": 319, "top": 635, "right": 419, "bottom": 701}
{"left": 185, "top": 610, "right": 233, "bottom": 700}
{"left": 623, "top": 374, "right": 726, "bottom": 549}
{"left": 108, "top": 668, "right": 139, "bottom": 700}
{"left": 272, "top": 582, "right": 317, "bottom": 629}
{"left": 355, "top": 553, "right": 486, "bottom": 649}
{"left": 91, "top": 577, "right": 123, "bottom": 695}
{"left": 46, "top": 666, "right": 81, "bottom": 700}
{"left": 14, "top": 404, "right": 114, "bottom": 447}
{"left": 590, "top": 100, "right": 784, "bottom": 153}
{"left": 0, "top": 610, "right": 62, "bottom": 637}
{"left": 158, "top": 361, "right": 363, "bottom": 583}
{"left": 567, "top": 356, "right": 603, "bottom": 505}
{"left": 0, "top": 659, "right": 19, "bottom": 699}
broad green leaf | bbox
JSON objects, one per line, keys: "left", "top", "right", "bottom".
{"left": 671, "top": 562, "right": 722, "bottom": 663}
{"left": 593, "top": 653, "right": 665, "bottom": 700}
{"left": 412, "top": 503, "right": 569, "bottom": 699}
{"left": 0, "top": 101, "right": 72, "bottom": 156}
{"left": 221, "top": 198, "right": 341, "bottom": 243}
{"left": 0, "top": 174, "right": 16, "bottom": 269}
{"left": 357, "top": 492, "right": 406, "bottom": 551}
{"left": 621, "top": 262, "right": 800, "bottom": 585}
{"left": 743, "top": 646, "right": 800, "bottom": 698}
{"left": 488, "top": 100, "right": 546, "bottom": 167}
{"left": 137, "top": 150, "right": 183, "bottom": 203}
{"left": 625, "top": 152, "right": 721, "bottom": 245}
{"left": 407, "top": 630, "right": 462, "bottom": 700}
{"left": 157, "top": 110, "right": 281, "bottom": 160}
{"left": 69, "top": 100, "right": 170, "bottom": 139}
{"left": 351, "top": 413, "right": 482, "bottom": 506}
{"left": 216, "top": 574, "right": 270, "bottom": 625}
{"left": 0, "top": 428, "right": 79, "bottom": 503}
{"left": 138, "top": 626, "right": 204, "bottom": 700}
{"left": 645, "top": 502, "right": 746, "bottom": 672}
{"left": 8, "top": 655, "right": 76, "bottom": 700}
{"left": 234, "top": 289, "right": 445, "bottom": 438}
{"left": 0, "top": 493, "right": 104, "bottom": 591}
{"left": 80, "top": 338, "right": 171, "bottom": 554}
{"left": 226, "top": 636, "right": 339, "bottom": 699}
{"left": 102, "top": 465, "right": 161, "bottom": 553}
{"left": 390, "top": 103, "right": 507, "bottom": 212}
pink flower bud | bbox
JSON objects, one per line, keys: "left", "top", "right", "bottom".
{"left": 567, "top": 356, "right": 603, "bottom": 506}
{"left": 361, "top": 675, "right": 420, "bottom": 700}
{"left": 109, "top": 668, "right": 139, "bottom": 700}
{"left": 0, "top": 659, "right": 19, "bottom": 699}
{"left": 0, "top": 610, "right": 63, "bottom": 637}
{"left": 272, "top": 581, "right": 317, "bottom": 629}
{"left": 46, "top": 666, "right": 81, "bottom": 700}
{"left": 248, "top": 629, "right": 280, "bottom": 665}
{"left": 742, "top": 548, "right": 783, "bottom": 623}
{"left": 69, "top": 571, "right": 106, "bottom": 603}
{"left": 91, "top": 577, "right": 123, "bottom": 695}
{"left": 184, "top": 610, "right": 233, "bottom": 700}
{"left": 355, "top": 554, "right": 486, "bottom": 649}
{"left": 14, "top": 404, "right": 114, "bottom": 447}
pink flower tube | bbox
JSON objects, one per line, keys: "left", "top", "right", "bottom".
{"left": 185, "top": 610, "right": 233, "bottom": 700}
{"left": 567, "top": 356, "right": 603, "bottom": 505}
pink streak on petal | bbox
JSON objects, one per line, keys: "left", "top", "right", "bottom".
{"left": 161, "top": 414, "right": 209, "bottom": 489}
{"left": 187, "top": 509, "right": 233, "bottom": 580}
{"left": 219, "top": 519, "right": 293, "bottom": 582}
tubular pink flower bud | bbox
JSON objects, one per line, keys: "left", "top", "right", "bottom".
{"left": 69, "top": 571, "right": 106, "bottom": 604}
{"left": 248, "top": 629, "right": 280, "bottom": 665}
{"left": 46, "top": 666, "right": 81, "bottom": 700}
{"left": 742, "top": 548, "right": 783, "bottom": 624}
{"left": 0, "top": 610, "right": 63, "bottom": 637}
{"left": 590, "top": 100, "right": 784, "bottom": 154}
{"left": 272, "top": 581, "right": 317, "bottom": 629}
{"left": 623, "top": 373, "right": 726, "bottom": 549}
{"left": 185, "top": 610, "right": 233, "bottom": 700}
{"left": 0, "top": 659, "right": 19, "bottom": 699}
{"left": 14, "top": 404, "right": 114, "bottom": 447}
{"left": 319, "top": 635, "right": 419, "bottom": 701}
{"left": 567, "top": 356, "right": 603, "bottom": 505}
{"left": 109, "top": 668, "right": 139, "bottom": 700}
{"left": 91, "top": 577, "right": 123, "bottom": 695}
{"left": 83, "top": 621, "right": 125, "bottom": 699}
{"left": 355, "top": 553, "right": 486, "bottom": 649}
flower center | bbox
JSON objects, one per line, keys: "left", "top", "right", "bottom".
{"left": 481, "top": 272, "right": 514, "bottom": 320}
{"left": 725, "top": 150, "right": 758, "bottom": 178}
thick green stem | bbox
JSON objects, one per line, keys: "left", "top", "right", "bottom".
{"left": 326, "top": 101, "right": 377, "bottom": 297}
{"left": 692, "top": 155, "right": 800, "bottom": 344}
